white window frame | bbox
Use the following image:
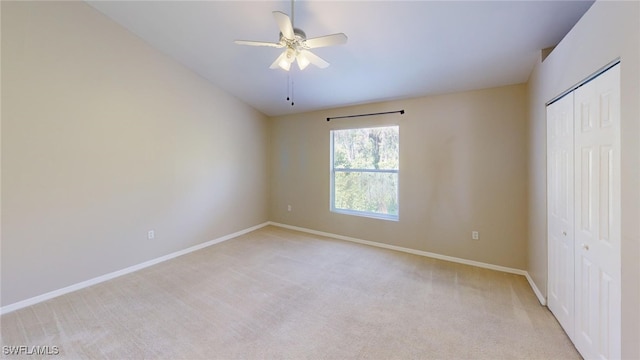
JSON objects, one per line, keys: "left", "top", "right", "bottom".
{"left": 330, "top": 126, "right": 399, "bottom": 221}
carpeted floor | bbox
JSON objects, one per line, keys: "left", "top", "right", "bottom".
{"left": 1, "top": 226, "right": 580, "bottom": 359}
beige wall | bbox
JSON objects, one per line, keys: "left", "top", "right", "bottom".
{"left": 1, "top": 1, "right": 269, "bottom": 306}
{"left": 270, "top": 84, "right": 529, "bottom": 270}
{"left": 526, "top": 1, "right": 640, "bottom": 357}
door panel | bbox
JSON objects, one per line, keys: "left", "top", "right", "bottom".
{"left": 574, "top": 64, "right": 621, "bottom": 360}
{"left": 580, "top": 147, "right": 594, "bottom": 233}
{"left": 547, "top": 93, "right": 575, "bottom": 340}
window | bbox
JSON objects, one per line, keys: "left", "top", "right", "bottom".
{"left": 330, "top": 125, "right": 399, "bottom": 220}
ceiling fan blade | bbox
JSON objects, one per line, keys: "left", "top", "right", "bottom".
{"left": 300, "top": 50, "right": 330, "bottom": 69}
{"left": 273, "top": 11, "right": 294, "bottom": 40}
{"left": 304, "top": 33, "right": 348, "bottom": 49}
{"left": 235, "top": 40, "right": 283, "bottom": 48}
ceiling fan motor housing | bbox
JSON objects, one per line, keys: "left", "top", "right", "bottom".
{"left": 280, "top": 28, "right": 308, "bottom": 51}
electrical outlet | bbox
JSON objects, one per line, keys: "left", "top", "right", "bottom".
{"left": 287, "top": 205, "right": 292, "bottom": 212}
{"left": 147, "top": 230, "right": 155, "bottom": 240}
{"left": 472, "top": 231, "right": 479, "bottom": 240}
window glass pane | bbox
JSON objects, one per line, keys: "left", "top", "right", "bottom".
{"left": 333, "top": 126, "right": 399, "bottom": 170}
{"left": 334, "top": 171, "right": 398, "bottom": 216}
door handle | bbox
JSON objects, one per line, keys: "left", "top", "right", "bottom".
{"left": 562, "top": 231, "right": 567, "bottom": 236}
{"left": 581, "top": 243, "right": 589, "bottom": 251}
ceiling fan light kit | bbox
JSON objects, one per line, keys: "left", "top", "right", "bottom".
{"left": 235, "top": 10, "right": 347, "bottom": 72}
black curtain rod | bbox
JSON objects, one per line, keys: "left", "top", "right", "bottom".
{"left": 326, "top": 110, "right": 404, "bottom": 122}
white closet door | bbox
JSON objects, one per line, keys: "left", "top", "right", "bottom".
{"left": 573, "top": 64, "right": 621, "bottom": 360}
{"left": 547, "top": 93, "right": 575, "bottom": 341}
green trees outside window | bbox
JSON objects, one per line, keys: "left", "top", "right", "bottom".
{"left": 330, "top": 126, "right": 399, "bottom": 220}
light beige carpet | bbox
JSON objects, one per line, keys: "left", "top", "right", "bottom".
{"left": 1, "top": 226, "right": 580, "bottom": 359}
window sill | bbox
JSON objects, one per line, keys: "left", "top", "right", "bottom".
{"left": 330, "top": 208, "right": 399, "bottom": 222}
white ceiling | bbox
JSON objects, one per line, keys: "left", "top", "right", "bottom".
{"left": 86, "top": 1, "right": 594, "bottom": 117}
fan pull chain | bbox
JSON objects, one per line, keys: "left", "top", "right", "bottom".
{"left": 285, "top": 74, "right": 295, "bottom": 106}
{"left": 286, "top": 74, "right": 290, "bottom": 102}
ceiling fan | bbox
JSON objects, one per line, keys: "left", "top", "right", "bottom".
{"left": 234, "top": 9, "right": 347, "bottom": 71}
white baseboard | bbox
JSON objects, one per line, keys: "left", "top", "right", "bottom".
{"left": 525, "top": 272, "right": 547, "bottom": 305}
{"left": 0, "top": 222, "right": 270, "bottom": 315}
{"left": 268, "top": 221, "right": 547, "bottom": 305}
